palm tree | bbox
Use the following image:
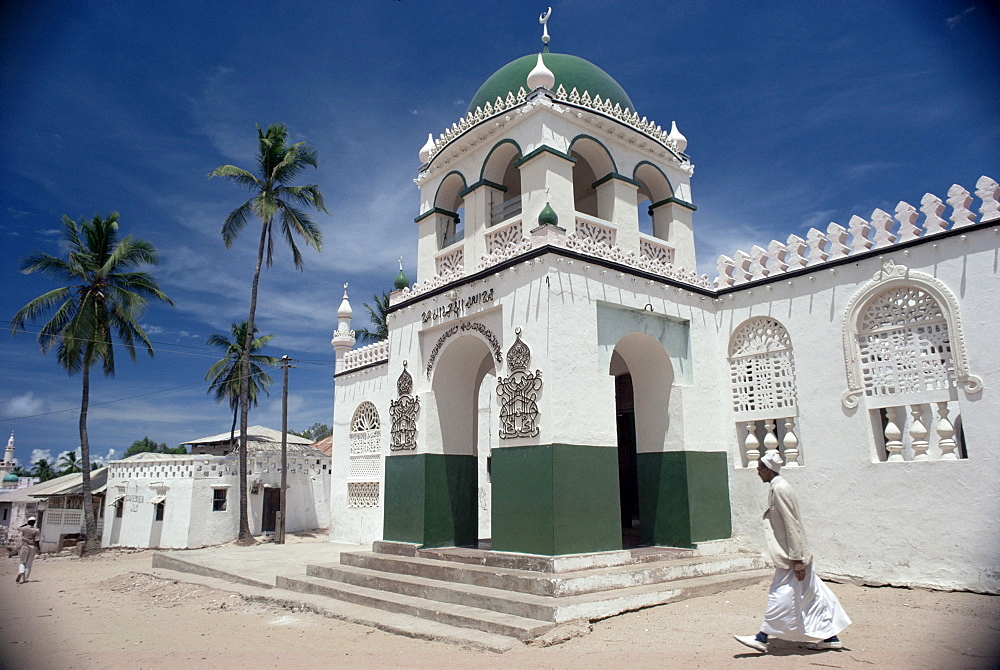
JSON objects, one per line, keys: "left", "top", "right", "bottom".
{"left": 59, "top": 450, "right": 82, "bottom": 474}
{"left": 31, "top": 458, "right": 58, "bottom": 482}
{"left": 205, "top": 321, "right": 278, "bottom": 452}
{"left": 355, "top": 291, "right": 390, "bottom": 344}
{"left": 11, "top": 213, "right": 172, "bottom": 552}
{"left": 209, "top": 123, "right": 327, "bottom": 543}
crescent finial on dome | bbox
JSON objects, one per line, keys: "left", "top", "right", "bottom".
{"left": 539, "top": 7, "right": 552, "bottom": 48}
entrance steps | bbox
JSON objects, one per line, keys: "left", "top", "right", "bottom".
{"left": 275, "top": 541, "right": 770, "bottom": 641}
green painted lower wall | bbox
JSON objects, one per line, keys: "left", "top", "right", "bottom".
{"left": 492, "top": 444, "right": 621, "bottom": 555}
{"left": 637, "top": 451, "right": 731, "bottom": 548}
{"left": 383, "top": 453, "right": 477, "bottom": 548}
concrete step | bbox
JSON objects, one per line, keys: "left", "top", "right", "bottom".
{"left": 338, "top": 550, "right": 767, "bottom": 597}
{"left": 304, "top": 560, "right": 771, "bottom": 624}
{"left": 276, "top": 573, "right": 553, "bottom": 640}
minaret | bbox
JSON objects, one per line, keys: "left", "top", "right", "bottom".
{"left": 331, "top": 284, "right": 356, "bottom": 374}
{"left": 0, "top": 432, "right": 15, "bottom": 480}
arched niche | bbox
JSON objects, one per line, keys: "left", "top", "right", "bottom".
{"left": 570, "top": 135, "right": 617, "bottom": 218}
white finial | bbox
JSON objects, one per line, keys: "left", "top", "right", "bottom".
{"left": 398, "top": 257, "right": 404, "bottom": 271}
{"left": 419, "top": 133, "right": 435, "bottom": 164}
{"left": 539, "top": 7, "right": 552, "bottom": 46}
{"left": 338, "top": 284, "right": 352, "bottom": 319}
{"left": 527, "top": 52, "right": 555, "bottom": 91}
{"left": 668, "top": 121, "right": 688, "bottom": 152}
{"left": 545, "top": 185, "right": 551, "bottom": 204}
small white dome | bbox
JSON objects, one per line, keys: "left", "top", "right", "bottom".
{"left": 337, "top": 286, "right": 352, "bottom": 319}
{"left": 526, "top": 53, "right": 555, "bottom": 91}
{"left": 419, "top": 133, "right": 435, "bottom": 164}
{"left": 668, "top": 121, "right": 688, "bottom": 153}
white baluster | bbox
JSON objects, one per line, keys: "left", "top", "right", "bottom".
{"left": 716, "top": 255, "right": 736, "bottom": 287}
{"left": 935, "top": 402, "right": 958, "bottom": 460}
{"left": 920, "top": 193, "right": 948, "bottom": 235}
{"left": 826, "top": 222, "right": 850, "bottom": 258}
{"left": 848, "top": 215, "right": 874, "bottom": 253}
{"left": 744, "top": 421, "right": 760, "bottom": 466}
{"left": 767, "top": 240, "right": 789, "bottom": 274}
{"left": 884, "top": 406, "right": 904, "bottom": 462}
{"left": 806, "top": 228, "right": 829, "bottom": 266}
{"left": 870, "top": 208, "right": 896, "bottom": 248}
{"left": 763, "top": 419, "right": 779, "bottom": 454}
{"left": 947, "top": 184, "right": 976, "bottom": 228}
{"left": 909, "top": 404, "right": 929, "bottom": 461}
{"left": 733, "top": 250, "right": 752, "bottom": 284}
{"left": 894, "top": 201, "right": 921, "bottom": 242}
{"left": 782, "top": 418, "right": 799, "bottom": 466}
{"left": 975, "top": 175, "right": 1000, "bottom": 220}
{"left": 785, "top": 234, "right": 808, "bottom": 270}
{"left": 749, "top": 245, "right": 770, "bottom": 280}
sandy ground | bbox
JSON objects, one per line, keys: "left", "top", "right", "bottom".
{"left": 1, "top": 539, "right": 998, "bottom": 669}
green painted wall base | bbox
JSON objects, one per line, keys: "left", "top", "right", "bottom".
{"left": 637, "top": 451, "right": 731, "bottom": 548}
{"left": 383, "top": 453, "right": 477, "bottom": 548}
{"left": 492, "top": 444, "right": 622, "bottom": 555}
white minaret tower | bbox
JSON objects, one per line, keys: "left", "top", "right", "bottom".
{"left": 0, "top": 432, "right": 15, "bottom": 479}
{"left": 331, "top": 284, "right": 356, "bottom": 374}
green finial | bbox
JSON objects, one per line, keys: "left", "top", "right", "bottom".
{"left": 394, "top": 257, "right": 409, "bottom": 290}
{"left": 538, "top": 202, "right": 558, "bottom": 226}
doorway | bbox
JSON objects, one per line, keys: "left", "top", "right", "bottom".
{"left": 616, "top": 374, "right": 641, "bottom": 548}
{"left": 261, "top": 488, "right": 280, "bottom": 533}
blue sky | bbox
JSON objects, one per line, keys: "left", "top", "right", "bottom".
{"left": 1, "top": 1, "right": 997, "bottom": 469}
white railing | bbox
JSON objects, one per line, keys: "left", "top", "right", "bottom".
{"left": 485, "top": 217, "right": 524, "bottom": 254}
{"left": 342, "top": 339, "right": 389, "bottom": 372}
{"left": 491, "top": 196, "right": 522, "bottom": 225}
{"left": 435, "top": 246, "right": 464, "bottom": 276}
{"left": 640, "top": 235, "right": 675, "bottom": 266}
{"left": 875, "top": 401, "right": 964, "bottom": 462}
{"left": 739, "top": 418, "right": 800, "bottom": 467}
{"left": 573, "top": 214, "right": 618, "bottom": 247}
{"left": 716, "top": 176, "right": 1000, "bottom": 287}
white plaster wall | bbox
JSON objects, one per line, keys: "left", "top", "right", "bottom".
{"left": 330, "top": 365, "right": 388, "bottom": 545}
{"left": 722, "top": 228, "right": 1000, "bottom": 592}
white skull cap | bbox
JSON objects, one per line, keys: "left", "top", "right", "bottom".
{"left": 760, "top": 450, "right": 783, "bottom": 472}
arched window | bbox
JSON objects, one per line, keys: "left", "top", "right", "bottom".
{"left": 729, "top": 317, "right": 800, "bottom": 467}
{"left": 843, "top": 261, "right": 981, "bottom": 461}
{"left": 347, "top": 401, "right": 382, "bottom": 507}
{"left": 433, "top": 172, "right": 467, "bottom": 250}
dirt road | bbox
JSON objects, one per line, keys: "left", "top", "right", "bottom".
{"left": 1, "top": 546, "right": 997, "bottom": 669}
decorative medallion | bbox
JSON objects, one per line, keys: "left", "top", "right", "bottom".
{"left": 497, "top": 328, "right": 543, "bottom": 439}
{"left": 390, "top": 361, "right": 420, "bottom": 451}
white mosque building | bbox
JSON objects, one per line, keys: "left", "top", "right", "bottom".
{"left": 328, "top": 20, "right": 999, "bottom": 593}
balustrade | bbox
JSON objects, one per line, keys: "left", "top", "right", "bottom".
{"left": 877, "top": 401, "right": 964, "bottom": 462}
{"left": 740, "top": 417, "right": 800, "bottom": 467}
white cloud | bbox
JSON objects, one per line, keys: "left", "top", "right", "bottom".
{"left": 3, "top": 392, "right": 45, "bottom": 418}
{"left": 946, "top": 7, "right": 975, "bottom": 28}
{"left": 29, "top": 449, "right": 53, "bottom": 465}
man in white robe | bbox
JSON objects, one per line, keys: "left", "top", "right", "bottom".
{"left": 734, "top": 450, "right": 851, "bottom": 653}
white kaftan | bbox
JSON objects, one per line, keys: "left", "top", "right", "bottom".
{"left": 759, "top": 475, "right": 851, "bottom": 641}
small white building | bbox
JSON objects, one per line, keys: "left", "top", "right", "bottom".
{"left": 0, "top": 468, "right": 107, "bottom": 552}
{"left": 102, "top": 426, "right": 331, "bottom": 549}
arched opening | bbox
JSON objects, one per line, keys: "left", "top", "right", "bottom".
{"left": 434, "top": 172, "right": 467, "bottom": 249}
{"left": 481, "top": 141, "right": 523, "bottom": 226}
{"left": 633, "top": 162, "right": 674, "bottom": 241}
{"left": 610, "top": 333, "right": 674, "bottom": 547}
{"left": 430, "top": 334, "right": 497, "bottom": 547}
{"left": 570, "top": 137, "right": 616, "bottom": 219}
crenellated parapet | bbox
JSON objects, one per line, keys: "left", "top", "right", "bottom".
{"left": 716, "top": 176, "right": 1000, "bottom": 288}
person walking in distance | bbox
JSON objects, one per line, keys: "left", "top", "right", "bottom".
{"left": 15, "top": 517, "right": 41, "bottom": 584}
{"left": 734, "top": 450, "right": 851, "bottom": 653}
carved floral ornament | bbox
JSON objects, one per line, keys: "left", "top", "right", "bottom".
{"left": 389, "top": 361, "right": 420, "bottom": 451}
{"left": 497, "top": 328, "right": 543, "bottom": 439}
{"left": 841, "top": 260, "right": 983, "bottom": 409}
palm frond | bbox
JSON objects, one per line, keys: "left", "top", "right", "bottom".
{"left": 207, "top": 165, "right": 261, "bottom": 191}
{"left": 221, "top": 198, "right": 257, "bottom": 248}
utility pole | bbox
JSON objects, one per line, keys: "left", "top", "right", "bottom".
{"left": 278, "top": 355, "right": 295, "bottom": 544}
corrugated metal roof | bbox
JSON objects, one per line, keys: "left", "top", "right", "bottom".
{"left": 0, "top": 467, "right": 108, "bottom": 502}
{"left": 181, "top": 425, "right": 312, "bottom": 446}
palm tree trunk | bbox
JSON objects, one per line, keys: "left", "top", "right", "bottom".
{"left": 235, "top": 222, "right": 268, "bottom": 544}
{"left": 79, "top": 361, "right": 98, "bottom": 553}
{"left": 229, "top": 405, "right": 238, "bottom": 453}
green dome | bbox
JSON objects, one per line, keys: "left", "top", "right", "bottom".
{"left": 394, "top": 268, "right": 409, "bottom": 291}
{"left": 538, "top": 203, "right": 559, "bottom": 226}
{"left": 2, "top": 474, "right": 18, "bottom": 482}
{"left": 468, "top": 53, "right": 635, "bottom": 115}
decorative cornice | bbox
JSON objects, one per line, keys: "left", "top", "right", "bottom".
{"left": 414, "top": 207, "right": 458, "bottom": 224}
{"left": 592, "top": 172, "right": 641, "bottom": 189}
{"left": 514, "top": 144, "right": 577, "bottom": 168}
{"left": 459, "top": 179, "right": 507, "bottom": 197}
{"left": 649, "top": 196, "right": 697, "bottom": 212}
